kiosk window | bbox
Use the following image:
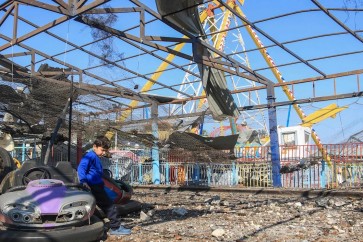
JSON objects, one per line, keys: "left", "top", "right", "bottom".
{"left": 304, "top": 131, "right": 310, "bottom": 145}
{"left": 282, "top": 132, "right": 296, "bottom": 146}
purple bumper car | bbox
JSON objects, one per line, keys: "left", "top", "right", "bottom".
{"left": 0, "top": 179, "right": 104, "bottom": 242}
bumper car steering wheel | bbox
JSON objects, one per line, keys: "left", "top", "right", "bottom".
{"left": 22, "top": 167, "right": 51, "bottom": 185}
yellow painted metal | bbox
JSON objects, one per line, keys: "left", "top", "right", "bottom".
{"left": 118, "top": 41, "right": 186, "bottom": 123}
{"left": 13, "top": 157, "right": 21, "bottom": 168}
{"left": 105, "top": 10, "right": 212, "bottom": 140}
{"left": 114, "top": 1, "right": 242, "bottom": 137}
{"left": 199, "top": 8, "right": 209, "bottom": 29}
{"left": 190, "top": 127, "right": 198, "bottom": 134}
{"left": 117, "top": 11, "right": 210, "bottom": 124}
{"left": 234, "top": 5, "right": 332, "bottom": 165}
{"left": 197, "top": 0, "right": 242, "bottom": 134}
{"left": 105, "top": 131, "right": 113, "bottom": 140}
{"left": 197, "top": 0, "right": 237, "bottom": 110}
{"left": 220, "top": 121, "right": 225, "bottom": 136}
{"left": 217, "top": 0, "right": 267, "bottom": 135}
{"left": 301, "top": 103, "right": 347, "bottom": 127}
{"left": 214, "top": 2, "right": 234, "bottom": 55}
{"left": 196, "top": 5, "right": 218, "bottom": 111}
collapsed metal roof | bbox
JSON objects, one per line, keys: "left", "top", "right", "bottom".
{"left": 0, "top": 0, "right": 362, "bottom": 142}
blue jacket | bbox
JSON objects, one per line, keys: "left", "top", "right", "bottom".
{"left": 77, "top": 150, "right": 104, "bottom": 185}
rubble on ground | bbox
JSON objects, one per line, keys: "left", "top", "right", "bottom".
{"left": 106, "top": 188, "right": 363, "bottom": 242}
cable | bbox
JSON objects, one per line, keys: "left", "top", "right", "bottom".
{"left": 338, "top": 112, "right": 345, "bottom": 140}
{"left": 132, "top": 38, "right": 142, "bottom": 88}
{"left": 11, "top": 41, "right": 14, "bottom": 84}
{"left": 62, "top": 20, "right": 71, "bottom": 71}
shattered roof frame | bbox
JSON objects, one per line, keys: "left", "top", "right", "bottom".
{"left": 0, "top": 0, "right": 362, "bottom": 138}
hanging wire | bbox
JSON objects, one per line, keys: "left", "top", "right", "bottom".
{"left": 62, "top": 20, "right": 71, "bottom": 71}
{"left": 336, "top": 97, "right": 345, "bottom": 141}
{"left": 338, "top": 111, "right": 345, "bottom": 140}
{"left": 11, "top": 41, "right": 14, "bottom": 84}
{"left": 133, "top": 39, "right": 142, "bottom": 88}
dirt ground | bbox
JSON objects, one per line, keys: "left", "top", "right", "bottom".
{"left": 105, "top": 187, "right": 363, "bottom": 242}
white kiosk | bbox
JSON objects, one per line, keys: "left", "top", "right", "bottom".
{"left": 278, "top": 126, "right": 311, "bottom": 164}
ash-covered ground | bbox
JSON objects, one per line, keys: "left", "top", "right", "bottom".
{"left": 105, "top": 187, "right": 363, "bottom": 242}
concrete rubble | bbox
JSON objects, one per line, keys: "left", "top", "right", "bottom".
{"left": 105, "top": 188, "right": 363, "bottom": 242}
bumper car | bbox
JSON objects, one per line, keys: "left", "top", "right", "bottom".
{"left": 102, "top": 170, "right": 141, "bottom": 216}
{"left": 0, "top": 179, "right": 104, "bottom": 242}
{"left": 0, "top": 160, "right": 142, "bottom": 241}
{"left": 0, "top": 146, "right": 17, "bottom": 183}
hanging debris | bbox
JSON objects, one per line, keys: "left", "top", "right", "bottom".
{"left": 84, "top": 7, "right": 125, "bottom": 68}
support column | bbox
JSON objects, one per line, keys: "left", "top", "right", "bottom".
{"left": 151, "top": 102, "right": 160, "bottom": 184}
{"left": 267, "top": 82, "right": 281, "bottom": 187}
{"left": 193, "top": 163, "right": 200, "bottom": 184}
{"left": 320, "top": 160, "right": 326, "bottom": 188}
{"left": 232, "top": 162, "right": 237, "bottom": 186}
{"left": 76, "top": 115, "right": 83, "bottom": 166}
{"left": 138, "top": 163, "right": 142, "bottom": 184}
{"left": 207, "top": 166, "right": 211, "bottom": 186}
{"left": 21, "top": 139, "right": 26, "bottom": 162}
{"left": 76, "top": 130, "right": 82, "bottom": 166}
{"left": 229, "top": 117, "right": 238, "bottom": 135}
{"left": 165, "top": 162, "right": 170, "bottom": 185}
{"left": 32, "top": 139, "right": 37, "bottom": 159}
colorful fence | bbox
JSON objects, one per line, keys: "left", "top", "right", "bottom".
{"left": 103, "top": 143, "right": 363, "bottom": 189}
{"left": 21, "top": 141, "right": 363, "bottom": 189}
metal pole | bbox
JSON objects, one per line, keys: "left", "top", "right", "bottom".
{"left": 21, "top": 138, "right": 25, "bottom": 162}
{"left": 68, "top": 75, "right": 73, "bottom": 162}
{"left": 115, "top": 131, "right": 117, "bottom": 149}
{"left": 267, "top": 82, "right": 281, "bottom": 187}
{"left": 32, "top": 139, "right": 37, "bottom": 159}
{"left": 151, "top": 102, "right": 160, "bottom": 184}
{"left": 44, "top": 97, "right": 71, "bottom": 165}
{"left": 286, "top": 104, "right": 292, "bottom": 127}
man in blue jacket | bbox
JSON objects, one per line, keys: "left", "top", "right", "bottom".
{"left": 77, "top": 136, "right": 131, "bottom": 236}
